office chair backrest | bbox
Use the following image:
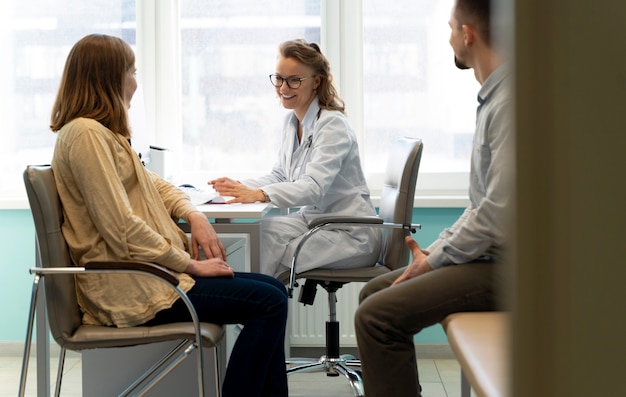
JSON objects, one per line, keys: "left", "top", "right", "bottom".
{"left": 377, "top": 138, "right": 423, "bottom": 270}
{"left": 24, "top": 165, "right": 83, "bottom": 347}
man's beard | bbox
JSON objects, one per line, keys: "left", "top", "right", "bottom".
{"left": 454, "top": 55, "right": 470, "bottom": 70}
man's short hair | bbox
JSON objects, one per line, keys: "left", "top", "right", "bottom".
{"left": 454, "top": 0, "right": 491, "bottom": 45}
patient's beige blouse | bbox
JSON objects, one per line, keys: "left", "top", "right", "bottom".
{"left": 52, "top": 117, "right": 196, "bottom": 327}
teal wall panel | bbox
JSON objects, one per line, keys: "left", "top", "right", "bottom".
{"left": 0, "top": 207, "right": 463, "bottom": 343}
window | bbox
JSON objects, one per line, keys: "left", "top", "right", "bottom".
{"left": 1, "top": 0, "right": 473, "bottom": 208}
{"left": 177, "top": 0, "right": 321, "bottom": 185}
{"left": 0, "top": 0, "right": 136, "bottom": 207}
{"left": 363, "top": 0, "right": 478, "bottom": 173}
{"left": 362, "top": 0, "right": 477, "bottom": 202}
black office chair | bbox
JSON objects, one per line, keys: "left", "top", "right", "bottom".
{"left": 19, "top": 165, "right": 224, "bottom": 397}
{"left": 277, "top": 137, "right": 423, "bottom": 397}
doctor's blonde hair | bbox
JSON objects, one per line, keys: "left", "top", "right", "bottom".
{"left": 279, "top": 39, "right": 345, "bottom": 115}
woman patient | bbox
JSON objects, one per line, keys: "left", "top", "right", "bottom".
{"left": 50, "top": 33, "right": 288, "bottom": 397}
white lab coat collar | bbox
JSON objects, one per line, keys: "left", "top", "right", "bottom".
{"left": 284, "top": 97, "right": 320, "bottom": 170}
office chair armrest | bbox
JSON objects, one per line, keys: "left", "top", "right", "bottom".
{"left": 308, "top": 215, "right": 384, "bottom": 229}
{"left": 286, "top": 216, "right": 421, "bottom": 297}
{"left": 30, "top": 262, "right": 202, "bottom": 338}
{"left": 308, "top": 215, "right": 420, "bottom": 233}
{"left": 85, "top": 261, "right": 180, "bottom": 286}
{"left": 30, "top": 261, "right": 180, "bottom": 286}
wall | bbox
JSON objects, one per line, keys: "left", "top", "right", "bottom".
{"left": 0, "top": 207, "right": 464, "bottom": 342}
{"left": 0, "top": 210, "right": 36, "bottom": 341}
{"left": 513, "top": 0, "right": 626, "bottom": 396}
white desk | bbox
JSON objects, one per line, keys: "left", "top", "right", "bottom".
{"left": 196, "top": 202, "right": 273, "bottom": 220}
{"left": 181, "top": 202, "right": 273, "bottom": 273}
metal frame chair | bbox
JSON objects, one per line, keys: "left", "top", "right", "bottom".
{"left": 18, "top": 165, "right": 224, "bottom": 397}
{"left": 278, "top": 137, "right": 423, "bottom": 397}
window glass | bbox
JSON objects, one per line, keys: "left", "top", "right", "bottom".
{"left": 0, "top": 0, "right": 136, "bottom": 198}
{"left": 179, "top": 0, "right": 321, "bottom": 180}
{"left": 362, "top": 0, "right": 478, "bottom": 174}
{"left": 1, "top": 0, "right": 473, "bottom": 204}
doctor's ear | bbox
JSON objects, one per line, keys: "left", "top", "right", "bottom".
{"left": 313, "top": 75, "right": 322, "bottom": 90}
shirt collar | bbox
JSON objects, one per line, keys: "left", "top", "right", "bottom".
{"left": 301, "top": 96, "right": 321, "bottom": 131}
{"left": 477, "top": 63, "right": 510, "bottom": 106}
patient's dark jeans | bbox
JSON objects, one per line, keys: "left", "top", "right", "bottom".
{"left": 146, "top": 272, "right": 288, "bottom": 397}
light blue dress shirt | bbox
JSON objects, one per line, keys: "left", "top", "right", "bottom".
{"left": 427, "top": 64, "right": 514, "bottom": 269}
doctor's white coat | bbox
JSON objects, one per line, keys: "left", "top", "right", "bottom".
{"left": 243, "top": 99, "right": 382, "bottom": 276}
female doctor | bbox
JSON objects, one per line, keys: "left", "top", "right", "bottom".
{"left": 210, "top": 39, "right": 382, "bottom": 277}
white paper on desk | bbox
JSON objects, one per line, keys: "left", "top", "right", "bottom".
{"left": 178, "top": 185, "right": 233, "bottom": 205}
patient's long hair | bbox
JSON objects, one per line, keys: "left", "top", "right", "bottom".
{"left": 50, "top": 34, "right": 135, "bottom": 137}
{"left": 279, "top": 39, "right": 345, "bottom": 114}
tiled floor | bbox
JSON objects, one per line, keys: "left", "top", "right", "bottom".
{"left": 2, "top": 345, "right": 469, "bottom": 396}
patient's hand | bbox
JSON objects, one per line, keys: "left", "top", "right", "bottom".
{"left": 188, "top": 211, "right": 226, "bottom": 260}
{"left": 186, "top": 258, "right": 234, "bottom": 278}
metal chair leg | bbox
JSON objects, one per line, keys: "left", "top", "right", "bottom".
{"left": 54, "top": 347, "right": 66, "bottom": 397}
{"left": 334, "top": 362, "right": 364, "bottom": 397}
{"left": 286, "top": 287, "right": 365, "bottom": 396}
{"left": 18, "top": 276, "right": 41, "bottom": 397}
{"left": 287, "top": 356, "right": 364, "bottom": 397}
{"left": 286, "top": 355, "right": 364, "bottom": 396}
{"left": 287, "top": 357, "right": 327, "bottom": 374}
{"left": 120, "top": 340, "right": 194, "bottom": 396}
{"left": 213, "top": 344, "right": 221, "bottom": 397}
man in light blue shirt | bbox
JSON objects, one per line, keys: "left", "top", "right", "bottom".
{"left": 355, "top": 0, "right": 513, "bottom": 395}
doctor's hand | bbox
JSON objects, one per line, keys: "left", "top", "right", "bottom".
{"left": 208, "top": 177, "right": 266, "bottom": 204}
{"left": 185, "top": 258, "right": 234, "bottom": 278}
{"left": 188, "top": 211, "right": 226, "bottom": 260}
{"left": 391, "top": 236, "right": 433, "bottom": 286}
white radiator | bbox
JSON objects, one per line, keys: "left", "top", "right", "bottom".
{"left": 288, "top": 282, "right": 366, "bottom": 347}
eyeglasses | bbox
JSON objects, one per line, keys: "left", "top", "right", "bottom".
{"left": 269, "top": 74, "right": 312, "bottom": 89}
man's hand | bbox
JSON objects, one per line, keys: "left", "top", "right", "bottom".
{"left": 391, "top": 236, "right": 434, "bottom": 286}
{"left": 185, "top": 258, "right": 234, "bottom": 278}
{"left": 208, "top": 177, "right": 264, "bottom": 203}
{"left": 188, "top": 211, "right": 226, "bottom": 260}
